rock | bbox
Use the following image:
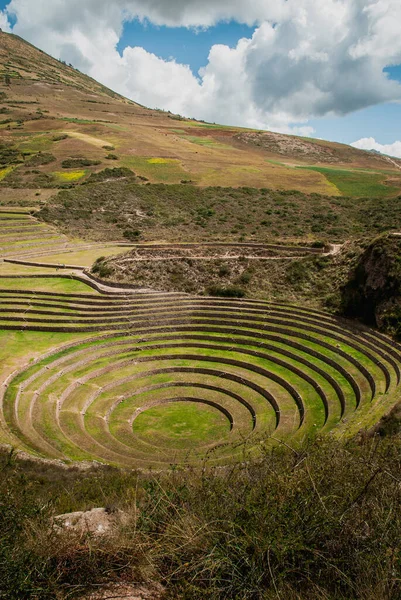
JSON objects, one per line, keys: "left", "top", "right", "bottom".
{"left": 80, "top": 583, "right": 164, "bottom": 599}
{"left": 54, "top": 507, "right": 129, "bottom": 536}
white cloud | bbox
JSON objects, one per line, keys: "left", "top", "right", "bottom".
{"left": 0, "top": 10, "right": 11, "bottom": 32}
{"left": 3, "top": 0, "right": 401, "bottom": 134}
{"left": 351, "top": 137, "right": 401, "bottom": 159}
{"left": 5, "top": 0, "right": 285, "bottom": 31}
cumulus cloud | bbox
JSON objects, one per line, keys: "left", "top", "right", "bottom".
{"left": 5, "top": 0, "right": 284, "bottom": 31}
{"left": 0, "top": 10, "right": 11, "bottom": 31}
{"left": 351, "top": 137, "right": 401, "bottom": 159}
{"left": 3, "top": 0, "right": 401, "bottom": 133}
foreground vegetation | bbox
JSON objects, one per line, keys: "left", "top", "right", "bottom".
{"left": 1, "top": 436, "right": 401, "bottom": 600}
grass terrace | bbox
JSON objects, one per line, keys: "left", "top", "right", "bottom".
{"left": 1, "top": 287, "right": 399, "bottom": 467}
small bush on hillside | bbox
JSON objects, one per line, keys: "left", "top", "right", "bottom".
{"left": 311, "top": 240, "right": 326, "bottom": 248}
{"left": 238, "top": 270, "right": 252, "bottom": 284}
{"left": 102, "top": 145, "right": 115, "bottom": 151}
{"left": 61, "top": 158, "right": 101, "bottom": 168}
{"left": 52, "top": 134, "right": 68, "bottom": 141}
{"left": 0, "top": 143, "right": 22, "bottom": 167}
{"left": 86, "top": 167, "right": 135, "bottom": 184}
{"left": 218, "top": 265, "right": 231, "bottom": 277}
{"left": 25, "top": 153, "right": 56, "bottom": 167}
{"left": 105, "top": 153, "right": 119, "bottom": 160}
{"left": 286, "top": 260, "right": 308, "bottom": 284}
{"left": 207, "top": 285, "right": 245, "bottom": 298}
{"left": 123, "top": 229, "right": 141, "bottom": 241}
{"left": 92, "top": 257, "right": 114, "bottom": 278}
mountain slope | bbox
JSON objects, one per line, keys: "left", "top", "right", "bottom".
{"left": 1, "top": 30, "right": 401, "bottom": 194}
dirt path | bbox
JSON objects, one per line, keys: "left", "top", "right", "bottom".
{"left": 325, "top": 243, "right": 343, "bottom": 256}
{"left": 115, "top": 255, "right": 309, "bottom": 262}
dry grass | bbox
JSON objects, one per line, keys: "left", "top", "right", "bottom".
{"left": 2, "top": 437, "right": 401, "bottom": 599}
{"left": 1, "top": 32, "right": 401, "bottom": 193}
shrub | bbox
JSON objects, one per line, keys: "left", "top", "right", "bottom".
{"left": 207, "top": 285, "right": 245, "bottom": 298}
{"left": 218, "top": 265, "right": 231, "bottom": 277}
{"left": 25, "top": 153, "right": 56, "bottom": 167}
{"left": 311, "top": 240, "right": 326, "bottom": 248}
{"left": 61, "top": 158, "right": 101, "bottom": 168}
{"left": 87, "top": 167, "right": 135, "bottom": 184}
{"left": 105, "top": 154, "right": 119, "bottom": 160}
{"left": 92, "top": 257, "right": 114, "bottom": 278}
{"left": 52, "top": 134, "right": 68, "bottom": 142}
{"left": 123, "top": 229, "right": 141, "bottom": 241}
{"left": 238, "top": 270, "right": 252, "bottom": 284}
{"left": 286, "top": 260, "right": 308, "bottom": 284}
{"left": 0, "top": 144, "right": 22, "bottom": 167}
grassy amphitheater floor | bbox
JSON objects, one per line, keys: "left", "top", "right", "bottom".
{"left": 1, "top": 209, "right": 401, "bottom": 468}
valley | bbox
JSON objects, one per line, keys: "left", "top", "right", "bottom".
{"left": 2, "top": 26, "right": 401, "bottom": 600}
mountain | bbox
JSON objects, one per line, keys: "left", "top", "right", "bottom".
{"left": 3, "top": 30, "right": 401, "bottom": 600}
{"left": 1, "top": 30, "right": 401, "bottom": 196}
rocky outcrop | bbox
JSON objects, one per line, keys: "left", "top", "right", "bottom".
{"left": 80, "top": 583, "right": 164, "bottom": 600}
{"left": 341, "top": 234, "right": 401, "bottom": 336}
{"left": 54, "top": 507, "right": 129, "bottom": 536}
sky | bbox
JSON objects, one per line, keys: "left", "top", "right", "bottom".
{"left": 1, "top": 0, "right": 401, "bottom": 156}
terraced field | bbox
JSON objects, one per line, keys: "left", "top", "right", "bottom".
{"left": 1, "top": 208, "right": 400, "bottom": 468}
{"left": 1, "top": 282, "right": 400, "bottom": 467}
{"left": 0, "top": 209, "right": 136, "bottom": 262}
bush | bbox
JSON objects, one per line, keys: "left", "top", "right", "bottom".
{"left": 92, "top": 258, "right": 114, "bottom": 278}
{"left": 238, "top": 270, "right": 252, "bottom": 284}
{"left": 218, "top": 265, "right": 230, "bottom": 277}
{"left": 0, "top": 143, "right": 22, "bottom": 167}
{"left": 311, "top": 240, "right": 326, "bottom": 248}
{"left": 52, "top": 134, "right": 68, "bottom": 142}
{"left": 123, "top": 229, "right": 141, "bottom": 241}
{"left": 207, "top": 285, "right": 245, "bottom": 298}
{"left": 286, "top": 260, "right": 308, "bottom": 284}
{"left": 86, "top": 167, "right": 135, "bottom": 184}
{"left": 61, "top": 158, "right": 101, "bottom": 168}
{"left": 105, "top": 154, "right": 119, "bottom": 160}
{"left": 25, "top": 153, "right": 56, "bottom": 167}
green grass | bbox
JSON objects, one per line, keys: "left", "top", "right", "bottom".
{"left": 122, "top": 156, "right": 192, "bottom": 183}
{"left": 18, "top": 135, "right": 54, "bottom": 154}
{"left": 3, "top": 313, "right": 396, "bottom": 466}
{"left": 182, "top": 135, "right": 233, "bottom": 150}
{"left": 60, "top": 117, "right": 100, "bottom": 125}
{"left": 132, "top": 401, "right": 231, "bottom": 448}
{"left": 0, "top": 277, "right": 98, "bottom": 293}
{"left": 298, "top": 166, "right": 397, "bottom": 198}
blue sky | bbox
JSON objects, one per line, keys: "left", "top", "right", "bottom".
{"left": 117, "top": 20, "right": 256, "bottom": 75}
{"left": 1, "top": 0, "right": 401, "bottom": 151}
{"left": 118, "top": 19, "right": 401, "bottom": 144}
{"left": 118, "top": 17, "right": 401, "bottom": 145}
